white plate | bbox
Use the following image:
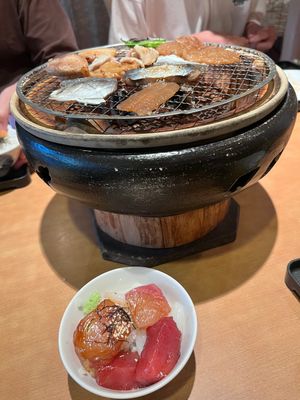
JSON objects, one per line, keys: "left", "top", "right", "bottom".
{"left": 0, "top": 124, "right": 20, "bottom": 177}
{"left": 283, "top": 69, "right": 300, "bottom": 101}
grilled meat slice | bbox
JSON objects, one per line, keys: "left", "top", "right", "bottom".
{"left": 183, "top": 46, "right": 240, "bottom": 65}
{"left": 46, "top": 54, "right": 90, "bottom": 78}
{"left": 157, "top": 35, "right": 203, "bottom": 57}
{"left": 156, "top": 41, "right": 184, "bottom": 57}
{"left": 117, "top": 82, "right": 180, "bottom": 116}
{"left": 90, "top": 59, "right": 141, "bottom": 79}
{"left": 131, "top": 45, "right": 159, "bottom": 66}
{"left": 79, "top": 48, "right": 117, "bottom": 63}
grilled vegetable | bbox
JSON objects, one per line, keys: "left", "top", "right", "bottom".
{"left": 122, "top": 38, "right": 166, "bottom": 48}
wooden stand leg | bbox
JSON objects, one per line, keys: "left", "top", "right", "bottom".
{"left": 94, "top": 199, "right": 230, "bottom": 249}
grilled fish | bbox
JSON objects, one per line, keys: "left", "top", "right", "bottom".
{"left": 125, "top": 64, "right": 200, "bottom": 84}
{"left": 155, "top": 55, "right": 200, "bottom": 65}
{"left": 117, "top": 82, "right": 180, "bottom": 116}
{"left": 49, "top": 78, "right": 118, "bottom": 105}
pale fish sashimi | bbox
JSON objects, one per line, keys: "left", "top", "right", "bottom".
{"left": 49, "top": 78, "right": 117, "bottom": 105}
{"left": 124, "top": 283, "right": 172, "bottom": 328}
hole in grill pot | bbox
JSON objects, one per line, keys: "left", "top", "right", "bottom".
{"left": 262, "top": 150, "right": 284, "bottom": 178}
{"left": 229, "top": 167, "right": 260, "bottom": 192}
{"left": 36, "top": 166, "right": 51, "bottom": 185}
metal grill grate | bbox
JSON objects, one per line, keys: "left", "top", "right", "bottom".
{"left": 16, "top": 44, "right": 276, "bottom": 134}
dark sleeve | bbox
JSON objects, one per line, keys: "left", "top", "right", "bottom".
{"left": 18, "top": 0, "right": 78, "bottom": 65}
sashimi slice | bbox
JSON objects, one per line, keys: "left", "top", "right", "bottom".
{"left": 125, "top": 284, "right": 171, "bottom": 329}
{"left": 96, "top": 351, "right": 140, "bottom": 390}
{"left": 135, "top": 317, "right": 181, "bottom": 386}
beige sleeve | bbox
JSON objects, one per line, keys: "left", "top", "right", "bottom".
{"left": 248, "top": 0, "right": 267, "bottom": 25}
{"left": 281, "top": 0, "right": 300, "bottom": 61}
{"left": 108, "top": 0, "right": 149, "bottom": 44}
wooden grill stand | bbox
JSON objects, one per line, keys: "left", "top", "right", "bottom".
{"left": 94, "top": 199, "right": 239, "bottom": 267}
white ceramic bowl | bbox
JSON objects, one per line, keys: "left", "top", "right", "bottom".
{"left": 0, "top": 124, "right": 20, "bottom": 177}
{"left": 59, "top": 267, "right": 198, "bottom": 399}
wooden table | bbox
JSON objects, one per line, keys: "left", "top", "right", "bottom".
{"left": 1, "top": 115, "right": 300, "bottom": 400}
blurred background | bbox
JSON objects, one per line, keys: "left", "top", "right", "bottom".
{"left": 59, "top": 0, "right": 110, "bottom": 48}
{"left": 59, "top": 0, "right": 300, "bottom": 65}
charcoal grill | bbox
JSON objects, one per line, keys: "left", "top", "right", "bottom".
{"left": 11, "top": 44, "right": 298, "bottom": 266}
{"left": 16, "top": 44, "right": 276, "bottom": 135}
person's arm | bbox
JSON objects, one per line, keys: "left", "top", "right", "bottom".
{"left": 246, "top": 24, "right": 276, "bottom": 51}
{"left": 248, "top": 0, "right": 266, "bottom": 26}
{"left": 0, "top": 82, "right": 27, "bottom": 168}
{"left": 245, "top": 0, "right": 276, "bottom": 52}
{"left": 108, "top": 0, "right": 148, "bottom": 44}
{"left": 193, "top": 31, "right": 249, "bottom": 47}
{"left": 0, "top": 1, "right": 78, "bottom": 133}
{"left": 0, "top": 83, "right": 16, "bottom": 132}
{"left": 1, "top": 0, "right": 78, "bottom": 132}
{"left": 18, "top": 0, "right": 78, "bottom": 65}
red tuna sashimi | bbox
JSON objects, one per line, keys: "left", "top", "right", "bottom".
{"left": 135, "top": 317, "right": 181, "bottom": 386}
{"left": 125, "top": 284, "right": 171, "bottom": 329}
{"left": 96, "top": 351, "right": 140, "bottom": 390}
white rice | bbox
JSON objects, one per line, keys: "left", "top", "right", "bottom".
{"left": 124, "top": 329, "right": 147, "bottom": 355}
{"left": 103, "top": 291, "right": 126, "bottom": 307}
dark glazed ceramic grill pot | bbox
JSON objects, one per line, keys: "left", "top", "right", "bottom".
{"left": 13, "top": 83, "right": 297, "bottom": 217}
{"left": 11, "top": 59, "right": 298, "bottom": 265}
